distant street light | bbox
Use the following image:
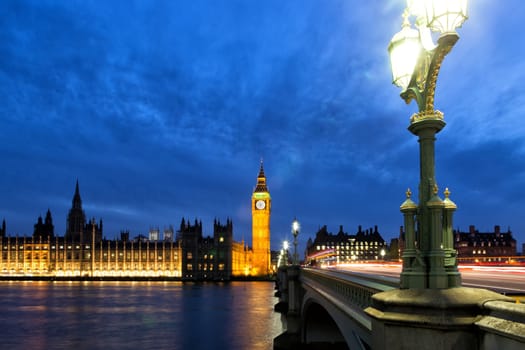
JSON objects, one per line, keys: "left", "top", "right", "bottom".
{"left": 388, "top": 0, "right": 468, "bottom": 289}
{"left": 280, "top": 240, "right": 289, "bottom": 266}
{"left": 291, "top": 218, "right": 300, "bottom": 265}
{"left": 380, "top": 248, "right": 386, "bottom": 261}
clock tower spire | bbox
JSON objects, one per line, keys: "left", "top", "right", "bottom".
{"left": 252, "top": 160, "right": 271, "bottom": 276}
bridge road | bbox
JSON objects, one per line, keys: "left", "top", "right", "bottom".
{"left": 332, "top": 263, "right": 525, "bottom": 295}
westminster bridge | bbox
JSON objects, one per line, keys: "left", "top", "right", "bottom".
{"left": 273, "top": 266, "right": 525, "bottom": 350}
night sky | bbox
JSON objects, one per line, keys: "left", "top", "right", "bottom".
{"left": 1, "top": 1, "right": 524, "bottom": 253}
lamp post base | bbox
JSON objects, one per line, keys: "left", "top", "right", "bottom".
{"left": 365, "top": 287, "right": 513, "bottom": 350}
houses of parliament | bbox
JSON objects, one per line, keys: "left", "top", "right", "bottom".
{"left": 0, "top": 163, "right": 273, "bottom": 280}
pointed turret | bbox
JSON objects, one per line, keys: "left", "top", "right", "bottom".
{"left": 65, "top": 180, "right": 86, "bottom": 242}
{"left": 34, "top": 210, "right": 54, "bottom": 240}
{"left": 254, "top": 159, "right": 268, "bottom": 193}
{"left": 45, "top": 209, "right": 53, "bottom": 225}
{"left": 72, "top": 179, "right": 82, "bottom": 209}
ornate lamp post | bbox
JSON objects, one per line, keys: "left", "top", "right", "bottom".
{"left": 367, "top": 8, "right": 514, "bottom": 347}
{"left": 388, "top": 0, "right": 468, "bottom": 289}
{"left": 291, "top": 218, "right": 300, "bottom": 265}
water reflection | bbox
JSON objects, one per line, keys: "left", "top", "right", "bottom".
{"left": 0, "top": 281, "right": 282, "bottom": 350}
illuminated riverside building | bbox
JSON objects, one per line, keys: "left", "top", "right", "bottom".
{"left": 0, "top": 163, "right": 274, "bottom": 279}
{"left": 0, "top": 236, "right": 182, "bottom": 278}
{"left": 396, "top": 224, "right": 518, "bottom": 263}
{"left": 179, "top": 218, "right": 251, "bottom": 280}
{"left": 454, "top": 225, "right": 517, "bottom": 262}
{"left": 305, "top": 225, "right": 386, "bottom": 265}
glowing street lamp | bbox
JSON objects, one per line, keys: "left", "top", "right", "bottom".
{"left": 291, "top": 218, "right": 300, "bottom": 265}
{"left": 279, "top": 240, "right": 289, "bottom": 267}
{"left": 388, "top": 0, "right": 467, "bottom": 289}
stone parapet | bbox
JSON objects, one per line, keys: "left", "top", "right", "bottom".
{"left": 365, "top": 287, "right": 515, "bottom": 350}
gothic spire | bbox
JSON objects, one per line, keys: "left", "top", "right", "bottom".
{"left": 254, "top": 160, "right": 268, "bottom": 193}
{"left": 72, "top": 179, "right": 82, "bottom": 209}
{"left": 45, "top": 209, "right": 53, "bottom": 225}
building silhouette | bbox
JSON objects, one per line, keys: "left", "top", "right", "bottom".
{"left": 0, "top": 219, "right": 5, "bottom": 238}
{"left": 33, "top": 209, "right": 54, "bottom": 240}
{"left": 65, "top": 180, "right": 102, "bottom": 243}
{"left": 179, "top": 217, "right": 249, "bottom": 280}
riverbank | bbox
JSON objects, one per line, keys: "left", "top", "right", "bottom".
{"left": 0, "top": 275, "right": 275, "bottom": 282}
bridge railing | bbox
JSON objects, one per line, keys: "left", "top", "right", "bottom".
{"left": 301, "top": 267, "right": 396, "bottom": 309}
{"left": 476, "top": 300, "right": 525, "bottom": 349}
{"left": 274, "top": 266, "right": 398, "bottom": 349}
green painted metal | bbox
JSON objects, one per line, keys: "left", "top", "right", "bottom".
{"left": 397, "top": 33, "right": 462, "bottom": 289}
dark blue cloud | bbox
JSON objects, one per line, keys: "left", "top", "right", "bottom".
{"left": 1, "top": 0, "right": 524, "bottom": 252}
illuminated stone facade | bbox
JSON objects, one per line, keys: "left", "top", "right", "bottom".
{"left": 179, "top": 218, "right": 250, "bottom": 280}
{"left": 0, "top": 236, "right": 182, "bottom": 277}
{"left": 0, "top": 176, "right": 267, "bottom": 279}
{"left": 251, "top": 161, "right": 271, "bottom": 276}
{"left": 306, "top": 225, "right": 386, "bottom": 265}
{"left": 398, "top": 224, "right": 519, "bottom": 262}
{"left": 454, "top": 225, "right": 517, "bottom": 262}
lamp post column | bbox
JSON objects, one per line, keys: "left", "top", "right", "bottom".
{"left": 410, "top": 116, "right": 443, "bottom": 250}
{"left": 407, "top": 113, "right": 461, "bottom": 288}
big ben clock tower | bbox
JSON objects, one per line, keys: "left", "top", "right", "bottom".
{"left": 252, "top": 160, "right": 271, "bottom": 276}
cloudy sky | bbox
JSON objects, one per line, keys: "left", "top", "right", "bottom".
{"left": 1, "top": 0, "right": 524, "bottom": 252}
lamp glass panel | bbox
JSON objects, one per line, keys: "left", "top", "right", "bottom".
{"left": 406, "top": 0, "right": 428, "bottom": 26}
{"left": 388, "top": 26, "right": 421, "bottom": 89}
{"left": 425, "top": 0, "right": 468, "bottom": 33}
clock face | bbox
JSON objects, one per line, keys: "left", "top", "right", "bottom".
{"left": 255, "top": 200, "right": 266, "bottom": 210}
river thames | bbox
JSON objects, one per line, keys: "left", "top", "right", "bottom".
{"left": 0, "top": 281, "right": 283, "bottom": 349}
